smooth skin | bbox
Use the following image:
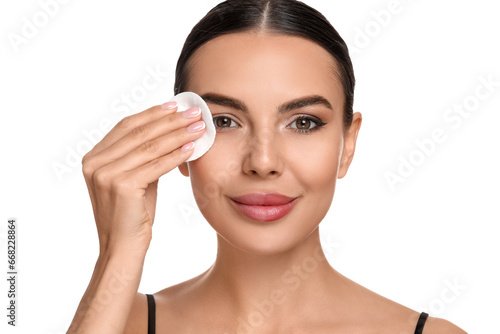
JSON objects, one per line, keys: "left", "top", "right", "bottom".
{"left": 68, "top": 31, "right": 467, "bottom": 333}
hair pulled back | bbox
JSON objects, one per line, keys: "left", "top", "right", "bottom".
{"left": 174, "top": 0, "right": 355, "bottom": 127}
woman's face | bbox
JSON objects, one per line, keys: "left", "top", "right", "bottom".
{"left": 179, "top": 31, "right": 361, "bottom": 255}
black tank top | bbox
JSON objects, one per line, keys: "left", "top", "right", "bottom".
{"left": 145, "top": 294, "right": 428, "bottom": 333}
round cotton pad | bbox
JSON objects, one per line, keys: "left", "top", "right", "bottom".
{"left": 169, "top": 92, "right": 216, "bottom": 162}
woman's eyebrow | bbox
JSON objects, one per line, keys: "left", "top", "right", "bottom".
{"left": 200, "top": 93, "right": 333, "bottom": 114}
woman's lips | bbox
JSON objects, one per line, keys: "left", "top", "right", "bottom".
{"left": 229, "top": 197, "right": 299, "bottom": 222}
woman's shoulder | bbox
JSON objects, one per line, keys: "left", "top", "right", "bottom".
{"left": 122, "top": 285, "right": 193, "bottom": 334}
{"left": 123, "top": 276, "right": 205, "bottom": 333}
{"left": 342, "top": 277, "right": 467, "bottom": 333}
{"left": 369, "top": 295, "right": 467, "bottom": 333}
{"left": 358, "top": 299, "right": 466, "bottom": 333}
{"left": 422, "top": 316, "right": 468, "bottom": 334}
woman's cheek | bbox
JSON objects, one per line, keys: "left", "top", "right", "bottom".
{"left": 189, "top": 135, "right": 237, "bottom": 196}
{"left": 287, "top": 132, "right": 342, "bottom": 189}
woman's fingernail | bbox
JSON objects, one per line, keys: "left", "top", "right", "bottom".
{"left": 181, "top": 141, "right": 195, "bottom": 152}
{"left": 161, "top": 101, "right": 177, "bottom": 110}
{"left": 187, "top": 120, "right": 205, "bottom": 132}
{"left": 182, "top": 107, "right": 201, "bottom": 118}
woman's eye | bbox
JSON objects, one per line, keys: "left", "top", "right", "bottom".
{"left": 288, "top": 116, "right": 326, "bottom": 134}
{"left": 213, "top": 116, "right": 239, "bottom": 130}
{"left": 212, "top": 115, "right": 326, "bottom": 134}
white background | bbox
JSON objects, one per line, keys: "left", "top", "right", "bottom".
{"left": 1, "top": 0, "right": 499, "bottom": 332}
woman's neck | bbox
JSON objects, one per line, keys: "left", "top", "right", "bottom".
{"left": 194, "top": 227, "right": 345, "bottom": 327}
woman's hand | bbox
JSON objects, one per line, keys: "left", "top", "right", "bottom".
{"left": 81, "top": 101, "right": 205, "bottom": 255}
{"left": 68, "top": 102, "right": 205, "bottom": 333}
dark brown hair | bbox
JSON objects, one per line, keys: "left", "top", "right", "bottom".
{"left": 174, "top": 0, "right": 355, "bottom": 127}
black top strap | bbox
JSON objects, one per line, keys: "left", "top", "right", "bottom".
{"left": 146, "top": 294, "right": 156, "bottom": 334}
{"left": 414, "top": 312, "right": 429, "bottom": 334}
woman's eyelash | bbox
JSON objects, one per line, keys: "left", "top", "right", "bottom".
{"left": 289, "top": 116, "right": 327, "bottom": 134}
{"left": 212, "top": 115, "right": 327, "bottom": 134}
{"left": 213, "top": 116, "right": 239, "bottom": 130}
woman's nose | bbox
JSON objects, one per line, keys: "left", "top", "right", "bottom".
{"left": 241, "top": 127, "right": 284, "bottom": 177}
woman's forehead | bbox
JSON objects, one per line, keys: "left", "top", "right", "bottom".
{"left": 186, "top": 32, "right": 344, "bottom": 105}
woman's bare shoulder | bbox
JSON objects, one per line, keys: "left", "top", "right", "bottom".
{"left": 340, "top": 276, "right": 467, "bottom": 333}
{"left": 122, "top": 287, "right": 187, "bottom": 334}
{"left": 121, "top": 280, "right": 196, "bottom": 333}
{"left": 423, "top": 316, "right": 468, "bottom": 334}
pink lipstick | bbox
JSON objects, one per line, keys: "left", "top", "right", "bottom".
{"left": 229, "top": 193, "right": 299, "bottom": 222}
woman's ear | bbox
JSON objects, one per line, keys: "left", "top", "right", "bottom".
{"left": 338, "top": 112, "right": 362, "bottom": 179}
{"left": 178, "top": 162, "right": 190, "bottom": 177}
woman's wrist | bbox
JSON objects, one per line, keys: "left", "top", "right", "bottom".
{"left": 98, "top": 244, "right": 149, "bottom": 266}
{"left": 98, "top": 236, "right": 151, "bottom": 261}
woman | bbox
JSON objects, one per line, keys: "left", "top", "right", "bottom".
{"left": 68, "top": 0, "right": 467, "bottom": 333}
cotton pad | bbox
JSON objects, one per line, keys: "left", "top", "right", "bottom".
{"left": 169, "top": 92, "right": 216, "bottom": 162}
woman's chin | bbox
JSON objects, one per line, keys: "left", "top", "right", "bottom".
{"left": 214, "top": 227, "right": 307, "bottom": 257}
